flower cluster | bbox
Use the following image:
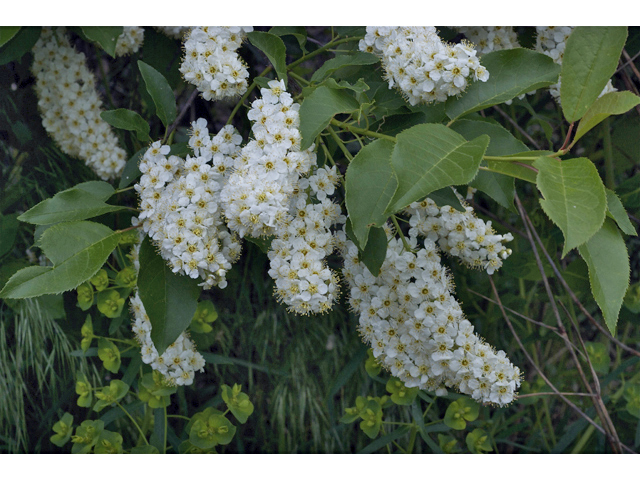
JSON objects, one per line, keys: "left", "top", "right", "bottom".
{"left": 180, "top": 26, "right": 252, "bottom": 102}
{"left": 359, "top": 26, "right": 489, "bottom": 106}
{"left": 340, "top": 221, "right": 521, "bottom": 406}
{"left": 267, "top": 166, "right": 344, "bottom": 315}
{"left": 134, "top": 121, "right": 243, "bottom": 289}
{"left": 31, "top": 27, "right": 126, "bottom": 180}
{"left": 114, "top": 27, "right": 144, "bottom": 57}
{"left": 457, "top": 27, "right": 520, "bottom": 54}
{"left": 220, "top": 79, "right": 316, "bottom": 239}
{"left": 155, "top": 26, "right": 191, "bottom": 40}
{"left": 536, "top": 26, "right": 616, "bottom": 101}
{"left": 405, "top": 197, "right": 514, "bottom": 274}
{"left": 130, "top": 292, "right": 205, "bottom": 386}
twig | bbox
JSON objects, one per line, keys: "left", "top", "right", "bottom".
{"left": 515, "top": 194, "right": 624, "bottom": 453}
{"left": 518, "top": 392, "right": 595, "bottom": 399}
{"left": 163, "top": 89, "right": 199, "bottom": 143}
{"left": 467, "top": 288, "right": 559, "bottom": 333}
{"left": 492, "top": 105, "right": 542, "bottom": 150}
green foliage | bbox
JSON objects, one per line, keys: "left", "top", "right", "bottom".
{"left": 246, "top": 31, "right": 288, "bottom": 88}
{"left": 445, "top": 48, "right": 560, "bottom": 121}
{"left": 97, "top": 338, "right": 121, "bottom": 374}
{"left": 605, "top": 189, "right": 637, "bottom": 236}
{"left": 71, "top": 420, "right": 105, "bottom": 454}
{"left": 299, "top": 86, "right": 359, "bottom": 150}
{"left": 101, "top": 109, "right": 152, "bottom": 143}
{"left": 0, "top": 27, "right": 21, "bottom": 48}
{"left": 466, "top": 428, "right": 493, "bottom": 454}
{"left": 190, "top": 300, "right": 218, "bottom": 334}
{"left": 137, "top": 236, "right": 201, "bottom": 355}
{"left": 17, "top": 181, "right": 121, "bottom": 225}
{"left": 50, "top": 413, "right": 73, "bottom": 447}
{"left": 386, "top": 378, "right": 418, "bottom": 406}
{"left": 561, "top": 27, "right": 628, "bottom": 122}
{"left": 572, "top": 91, "right": 640, "bottom": 145}
{"left": 444, "top": 398, "right": 480, "bottom": 430}
{"left": 137, "top": 60, "right": 177, "bottom": 128}
{"left": 344, "top": 139, "right": 397, "bottom": 249}
{"left": 0, "top": 27, "right": 40, "bottom": 65}
{"left": 385, "top": 124, "right": 488, "bottom": 214}
{"left": 578, "top": 219, "right": 630, "bottom": 335}
{"left": 310, "top": 52, "right": 378, "bottom": 83}
{"left": 96, "top": 290, "right": 125, "bottom": 318}
{"left": 535, "top": 156, "right": 607, "bottom": 257}
{"left": 0, "top": 221, "right": 121, "bottom": 299}
{"left": 81, "top": 27, "right": 123, "bottom": 58}
{"left": 221, "top": 384, "right": 255, "bottom": 424}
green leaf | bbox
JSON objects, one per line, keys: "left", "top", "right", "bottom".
{"left": 81, "top": 27, "right": 123, "bottom": 58}
{"left": 578, "top": 218, "right": 630, "bottom": 335}
{"left": 138, "top": 60, "right": 177, "bottom": 128}
{"left": 534, "top": 156, "right": 607, "bottom": 257}
{"left": 74, "top": 181, "right": 117, "bottom": 202}
{"left": 97, "top": 338, "right": 121, "bottom": 374}
{"left": 345, "top": 138, "right": 397, "bottom": 249}
{"left": 561, "top": 27, "right": 628, "bottom": 122}
{"left": 118, "top": 147, "right": 146, "bottom": 189}
{"left": 386, "top": 378, "right": 418, "bottom": 406}
{"left": 572, "top": 91, "right": 640, "bottom": 145}
{"left": 0, "top": 213, "right": 19, "bottom": 257}
{"left": 357, "top": 425, "right": 411, "bottom": 454}
{"left": 50, "top": 412, "right": 74, "bottom": 448}
{"left": 17, "top": 183, "right": 121, "bottom": 225}
{"left": 484, "top": 151, "right": 554, "bottom": 184}
{"left": 606, "top": 189, "right": 636, "bottom": 236}
{"left": 246, "top": 31, "right": 288, "bottom": 88}
{"left": 0, "top": 27, "right": 41, "bottom": 66}
{"left": 445, "top": 48, "right": 560, "bottom": 121}
{"left": 427, "top": 187, "right": 465, "bottom": 212}
{"left": 358, "top": 226, "right": 388, "bottom": 277}
{"left": 137, "top": 236, "right": 201, "bottom": 355}
{"left": 0, "top": 27, "right": 20, "bottom": 48}
{"left": 450, "top": 118, "right": 529, "bottom": 156}
{"left": 299, "top": 86, "right": 360, "bottom": 151}
{"left": 466, "top": 428, "right": 493, "bottom": 454}
{"left": 268, "top": 26, "right": 307, "bottom": 52}
{"left": 385, "top": 124, "right": 488, "bottom": 215}
{"left": 310, "top": 52, "right": 379, "bottom": 83}
{"left": 470, "top": 171, "right": 516, "bottom": 211}
{"left": 101, "top": 109, "right": 151, "bottom": 143}
{"left": 0, "top": 221, "right": 121, "bottom": 299}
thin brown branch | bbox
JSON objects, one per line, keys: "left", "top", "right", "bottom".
{"left": 518, "top": 392, "right": 595, "bottom": 399}
{"left": 515, "top": 194, "right": 623, "bottom": 453}
{"left": 622, "top": 50, "right": 640, "bottom": 85}
{"left": 163, "top": 88, "right": 199, "bottom": 143}
{"left": 467, "top": 288, "right": 559, "bottom": 333}
{"left": 493, "top": 105, "right": 543, "bottom": 150}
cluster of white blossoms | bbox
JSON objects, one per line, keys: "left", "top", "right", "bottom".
{"left": 456, "top": 27, "right": 520, "bottom": 55}
{"left": 31, "top": 27, "right": 126, "bottom": 181}
{"left": 405, "top": 197, "right": 514, "bottom": 274}
{"left": 155, "top": 26, "right": 191, "bottom": 40}
{"left": 359, "top": 26, "right": 489, "bottom": 106}
{"left": 134, "top": 121, "right": 243, "bottom": 289}
{"left": 536, "top": 26, "right": 616, "bottom": 101}
{"left": 220, "top": 79, "right": 316, "bottom": 239}
{"left": 114, "top": 27, "right": 144, "bottom": 57}
{"left": 339, "top": 219, "right": 521, "bottom": 406}
{"left": 179, "top": 26, "right": 252, "bottom": 102}
{"left": 267, "top": 166, "right": 344, "bottom": 315}
{"left": 130, "top": 291, "right": 206, "bottom": 387}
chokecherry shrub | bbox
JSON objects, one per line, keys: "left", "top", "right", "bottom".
{"left": 1, "top": 25, "right": 639, "bottom": 454}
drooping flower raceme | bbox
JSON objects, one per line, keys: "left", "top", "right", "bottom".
{"left": 339, "top": 220, "right": 521, "bottom": 406}
{"left": 134, "top": 121, "right": 243, "bottom": 289}
{"left": 266, "top": 166, "right": 344, "bottom": 315}
{"left": 359, "top": 26, "right": 489, "bottom": 105}
{"left": 130, "top": 284, "right": 205, "bottom": 386}
{"left": 535, "top": 26, "right": 616, "bottom": 101}
{"left": 31, "top": 27, "right": 127, "bottom": 181}
{"left": 114, "top": 27, "right": 144, "bottom": 56}
{"left": 405, "top": 197, "right": 514, "bottom": 274}
{"left": 179, "top": 26, "right": 252, "bottom": 102}
{"left": 220, "top": 79, "right": 316, "bottom": 239}
{"left": 456, "top": 27, "right": 520, "bottom": 55}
